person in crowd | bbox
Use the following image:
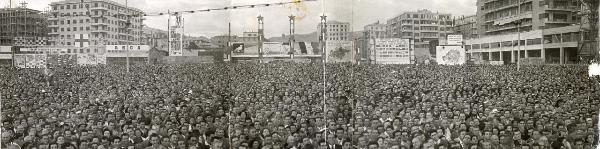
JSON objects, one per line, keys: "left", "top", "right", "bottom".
{"left": 1, "top": 63, "right": 599, "bottom": 149}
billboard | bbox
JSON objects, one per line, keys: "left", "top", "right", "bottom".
{"left": 47, "top": 54, "right": 77, "bottom": 68}
{"left": 0, "top": 46, "right": 11, "bottom": 53}
{"left": 436, "top": 45, "right": 466, "bottom": 65}
{"left": 325, "top": 41, "right": 354, "bottom": 63}
{"left": 372, "top": 38, "right": 411, "bottom": 64}
{"left": 14, "top": 54, "right": 46, "bottom": 68}
{"left": 263, "top": 42, "right": 288, "bottom": 56}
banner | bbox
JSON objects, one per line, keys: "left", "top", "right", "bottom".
{"left": 325, "top": 41, "right": 355, "bottom": 63}
{"left": 436, "top": 45, "right": 466, "bottom": 65}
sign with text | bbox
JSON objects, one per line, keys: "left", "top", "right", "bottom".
{"left": 447, "top": 34, "right": 463, "bottom": 45}
{"left": 372, "top": 38, "right": 411, "bottom": 64}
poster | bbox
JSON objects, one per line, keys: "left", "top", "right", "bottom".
{"left": 436, "top": 45, "right": 466, "bottom": 65}
{"left": 231, "top": 43, "right": 245, "bottom": 53}
{"left": 372, "top": 38, "right": 411, "bottom": 64}
{"left": 325, "top": 41, "right": 355, "bottom": 63}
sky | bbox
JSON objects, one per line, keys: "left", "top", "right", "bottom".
{"left": 2, "top": 0, "right": 477, "bottom": 38}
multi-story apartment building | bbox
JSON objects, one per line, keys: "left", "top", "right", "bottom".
{"left": 476, "top": 0, "right": 580, "bottom": 36}
{"left": 466, "top": 0, "right": 588, "bottom": 65}
{"left": 47, "top": 0, "right": 145, "bottom": 54}
{"left": 0, "top": 7, "right": 49, "bottom": 46}
{"left": 317, "top": 21, "right": 351, "bottom": 41}
{"left": 386, "top": 9, "right": 452, "bottom": 54}
{"left": 452, "top": 15, "right": 478, "bottom": 39}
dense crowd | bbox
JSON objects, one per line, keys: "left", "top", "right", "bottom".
{"left": 1, "top": 63, "right": 599, "bottom": 149}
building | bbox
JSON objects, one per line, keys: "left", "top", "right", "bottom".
{"left": 360, "top": 21, "right": 388, "bottom": 62}
{"left": 317, "top": 21, "right": 351, "bottom": 41}
{"left": 386, "top": 9, "right": 453, "bottom": 58}
{"left": 47, "top": 0, "right": 145, "bottom": 54}
{"left": 142, "top": 27, "right": 168, "bottom": 47}
{"left": 211, "top": 35, "right": 238, "bottom": 47}
{"left": 466, "top": 0, "right": 590, "bottom": 65}
{"left": 239, "top": 31, "right": 259, "bottom": 44}
{"left": 0, "top": 7, "right": 49, "bottom": 46}
{"left": 476, "top": 0, "right": 581, "bottom": 36}
{"left": 451, "top": 15, "right": 478, "bottom": 39}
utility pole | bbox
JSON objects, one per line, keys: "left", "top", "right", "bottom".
{"left": 257, "top": 15, "right": 264, "bottom": 63}
{"left": 289, "top": 15, "right": 296, "bottom": 59}
{"left": 517, "top": 0, "right": 521, "bottom": 71}
{"left": 319, "top": 14, "right": 327, "bottom": 145}
{"left": 125, "top": 0, "right": 130, "bottom": 73}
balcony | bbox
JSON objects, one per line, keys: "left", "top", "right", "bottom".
{"left": 91, "top": 29, "right": 108, "bottom": 33}
{"left": 486, "top": 23, "right": 532, "bottom": 33}
{"left": 542, "top": 5, "right": 577, "bottom": 12}
{"left": 91, "top": 22, "right": 109, "bottom": 26}
{"left": 90, "top": 7, "right": 108, "bottom": 11}
{"left": 541, "top": 18, "right": 571, "bottom": 24}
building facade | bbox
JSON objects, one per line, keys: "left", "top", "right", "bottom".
{"left": 0, "top": 7, "right": 49, "bottom": 46}
{"left": 466, "top": 0, "right": 589, "bottom": 65}
{"left": 476, "top": 0, "right": 581, "bottom": 36}
{"left": 386, "top": 9, "right": 452, "bottom": 57}
{"left": 211, "top": 35, "right": 238, "bottom": 48}
{"left": 318, "top": 21, "right": 351, "bottom": 41}
{"left": 47, "top": 0, "right": 145, "bottom": 54}
{"left": 452, "top": 15, "right": 478, "bottom": 39}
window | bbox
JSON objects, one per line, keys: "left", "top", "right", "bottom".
{"left": 66, "top": 5, "right": 70, "bottom": 9}
{"left": 80, "top": 49, "right": 84, "bottom": 53}
{"left": 67, "top": 42, "right": 71, "bottom": 45}
{"left": 73, "top": 5, "right": 77, "bottom": 9}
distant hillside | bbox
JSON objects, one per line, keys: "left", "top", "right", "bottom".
{"left": 268, "top": 32, "right": 318, "bottom": 43}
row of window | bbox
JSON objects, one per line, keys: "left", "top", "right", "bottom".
{"left": 467, "top": 38, "right": 543, "bottom": 50}
{"left": 53, "top": 2, "right": 142, "bottom": 15}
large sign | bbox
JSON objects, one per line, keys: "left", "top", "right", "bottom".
{"left": 447, "top": 34, "right": 463, "bottom": 45}
{"left": 20, "top": 48, "right": 68, "bottom": 54}
{"left": 14, "top": 54, "right": 46, "bottom": 68}
{"left": 0, "top": 46, "right": 11, "bottom": 53}
{"left": 371, "top": 38, "right": 411, "bottom": 64}
{"left": 590, "top": 63, "right": 600, "bottom": 77}
{"left": 106, "top": 45, "right": 150, "bottom": 51}
{"left": 263, "top": 42, "right": 288, "bottom": 56}
{"left": 325, "top": 41, "right": 355, "bottom": 63}
{"left": 436, "top": 45, "right": 466, "bottom": 65}
{"left": 13, "top": 37, "right": 47, "bottom": 46}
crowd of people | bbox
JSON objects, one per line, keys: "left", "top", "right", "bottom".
{"left": 1, "top": 63, "right": 599, "bottom": 149}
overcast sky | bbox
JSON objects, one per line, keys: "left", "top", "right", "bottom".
{"left": 3, "top": 0, "right": 476, "bottom": 38}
